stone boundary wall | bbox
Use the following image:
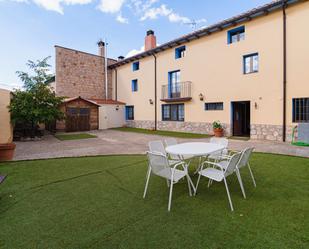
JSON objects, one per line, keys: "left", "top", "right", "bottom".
{"left": 126, "top": 120, "right": 231, "bottom": 136}
{"left": 126, "top": 120, "right": 294, "bottom": 142}
{"left": 250, "top": 124, "right": 294, "bottom": 142}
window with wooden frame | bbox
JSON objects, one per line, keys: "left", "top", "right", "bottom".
{"left": 228, "top": 26, "right": 245, "bottom": 44}
{"left": 243, "top": 53, "right": 259, "bottom": 74}
{"left": 293, "top": 98, "right": 309, "bottom": 123}
{"left": 125, "top": 106, "right": 134, "bottom": 120}
{"left": 205, "top": 102, "right": 224, "bottom": 111}
{"left": 162, "top": 104, "right": 184, "bottom": 121}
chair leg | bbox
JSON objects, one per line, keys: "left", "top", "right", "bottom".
{"left": 223, "top": 177, "right": 234, "bottom": 212}
{"left": 194, "top": 173, "right": 202, "bottom": 195}
{"left": 166, "top": 179, "right": 170, "bottom": 187}
{"left": 247, "top": 163, "right": 256, "bottom": 187}
{"left": 168, "top": 179, "right": 174, "bottom": 212}
{"left": 194, "top": 156, "right": 202, "bottom": 174}
{"left": 207, "top": 178, "right": 212, "bottom": 188}
{"left": 185, "top": 175, "right": 192, "bottom": 196}
{"left": 236, "top": 169, "right": 246, "bottom": 199}
{"left": 143, "top": 167, "right": 151, "bottom": 199}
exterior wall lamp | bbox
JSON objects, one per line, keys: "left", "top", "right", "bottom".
{"left": 115, "top": 105, "right": 119, "bottom": 111}
{"left": 199, "top": 93, "right": 204, "bottom": 101}
{"left": 149, "top": 99, "right": 154, "bottom": 105}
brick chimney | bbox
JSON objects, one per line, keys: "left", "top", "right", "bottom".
{"left": 97, "top": 40, "right": 105, "bottom": 57}
{"left": 145, "top": 30, "right": 156, "bottom": 51}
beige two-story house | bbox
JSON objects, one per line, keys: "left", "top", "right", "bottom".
{"left": 109, "top": 0, "right": 309, "bottom": 142}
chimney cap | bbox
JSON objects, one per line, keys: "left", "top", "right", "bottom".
{"left": 147, "top": 30, "right": 154, "bottom": 36}
{"left": 118, "top": 56, "right": 125, "bottom": 60}
{"left": 97, "top": 39, "right": 105, "bottom": 47}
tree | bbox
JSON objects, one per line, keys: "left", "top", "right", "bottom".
{"left": 9, "top": 57, "right": 64, "bottom": 138}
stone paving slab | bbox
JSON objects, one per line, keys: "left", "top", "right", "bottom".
{"left": 12, "top": 130, "right": 309, "bottom": 161}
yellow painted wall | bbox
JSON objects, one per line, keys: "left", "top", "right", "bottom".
{"left": 0, "top": 89, "right": 13, "bottom": 144}
{"left": 115, "top": 2, "right": 309, "bottom": 128}
{"left": 117, "top": 56, "right": 156, "bottom": 121}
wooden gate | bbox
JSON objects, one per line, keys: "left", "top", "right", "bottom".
{"left": 66, "top": 108, "right": 90, "bottom": 132}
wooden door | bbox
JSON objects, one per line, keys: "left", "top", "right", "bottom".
{"left": 232, "top": 102, "right": 250, "bottom": 136}
{"left": 66, "top": 108, "right": 90, "bottom": 132}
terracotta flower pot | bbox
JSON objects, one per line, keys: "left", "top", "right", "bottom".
{"left": 213, "top": 128, "right": 224, "bottom": 137}
{"left": 0, "top": 143, "right": 16, "bottom": 161}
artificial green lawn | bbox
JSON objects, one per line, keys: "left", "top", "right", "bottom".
{"left": 55, "top": 133, "right": 97, "bottom": 141}
{"left": 0, "top": 154, "right": 309, "bottom": 249}
{"left": 112, "top": 127, "right": 211, "bottom": 138}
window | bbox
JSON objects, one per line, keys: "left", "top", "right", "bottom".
{"left": 293, "top": 98, "right": 309, "bottom": 123}
{"left": 131, "top": 79, "right": 138, "bottom": 92}
{"left": 205, "top": 102, "right": 224, "bottom": 111}
{"left": 132, "top": 61, "right": 139, "bottom": 71}
{"left": 168, "top": 70, "right": 181, "bottom": 98}
{"left": 125, "top": 106, "right": 134, "bottom": 120}
{"left": 162, "top": 104, "right": 184, "bottom": 121}
{"left": 243, "top": 53, "right": 259, "bottom": 74}
{"left": 228, "top": 26, "right": 245, "bottom": 44}
{"left": 175, "top": 46, "right": 186, "bottom": 59}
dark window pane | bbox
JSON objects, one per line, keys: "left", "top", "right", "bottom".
{"left": 293, "top": 98, "right": 309, "bottom": 123}
{"left": 67, "top": 108, "right": 78, "bottom": 115}
{"left": 79, "top": 108, "right": 90, "bottom": 115}
{"left": 205, "top": 102, "right": 223, "bottom": 111}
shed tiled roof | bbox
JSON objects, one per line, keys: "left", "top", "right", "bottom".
{"left": 109, "top": 0, "right": 300, "bottom": 68}
{"left": 90, "top": 99, "right": 126, "bottom": 105}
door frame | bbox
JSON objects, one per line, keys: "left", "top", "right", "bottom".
{"left": 231, "top": 101, "right": 251, "bottom": 137}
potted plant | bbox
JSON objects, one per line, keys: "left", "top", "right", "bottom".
{"left": 0, "top": 142, "right": 16, "bottom": 161}
{"left": 212, "top": 120, "right": 224, "bottom": 137}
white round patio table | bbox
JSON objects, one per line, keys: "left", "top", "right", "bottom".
{"left": 165, "top": 142, "right": 225, "bottom": 157}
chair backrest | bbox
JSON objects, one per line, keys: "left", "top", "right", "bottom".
{"left": 210, "top": 137, "right": 228, "bottom": 148}
{"left": 224, "top": 152, "right": 242, "bottom": 177}
{"left": 147, "top": 151, "right": 171, "bottom": 177}
{"left": 148, "top": 140, "right": 166, "bottom": 155}
{"left": 165, "top": 138, "right": 177, "bottom": 147}
{"left": 238, "top": 147, "right": 254, "bottom": 169}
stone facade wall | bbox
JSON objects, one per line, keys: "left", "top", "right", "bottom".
{"left": 55, "top": 46, "right": 114, "bottom": 99}
{"left": 126, "top": 120, "right": 295, "bottom": 142}
{"left": 250, "top": 124, "right": 294, "bottom": 142}
{"left": 126, "top": 120, "right": 231, "bottom": 136}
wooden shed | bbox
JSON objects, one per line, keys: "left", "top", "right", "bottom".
{"left": 56, "top": 97, "right": 100, "bottom": 132}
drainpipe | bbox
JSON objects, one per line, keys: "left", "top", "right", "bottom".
{"left": 282, "top": 0, "right": 287, "bottom": 142}
{"left": 115, "top": 68, "right": 118, "bottom": 101}
{"left": 152, "top": 53, "right": 157, "bottom": 130}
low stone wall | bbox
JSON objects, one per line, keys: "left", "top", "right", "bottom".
{"left": 250, "top": 124, "right": 294, "bottom": 142}
{"left": 126, "top": 120, "right": 294, "bottom": 142}
{"left": 126, "top": 120, "right": 231, "bottom": 136}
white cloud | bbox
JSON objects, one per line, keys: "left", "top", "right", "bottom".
{"left": 6, "top": 0, "right": 207, "bottom": 26}
{"left": 126, "top": 45, "right": 144, "bottom": 57}
{"left": 116, "top": 12, "right": 129, "bottom": 23}
{"left": 5, "top": 0, "right": 93, "bottom": 14}
{"left": 168, "top": 12, "right": 190, "bottom": 23}
{"left": 140, "top": 4, "right": 171, "bottom": 21}
{"left": 97, "top": 0, "right": 125, "bottom": 13}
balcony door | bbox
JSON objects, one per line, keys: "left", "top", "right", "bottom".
{"left": 168, "top": 70, "right": 181, "bottom": 98}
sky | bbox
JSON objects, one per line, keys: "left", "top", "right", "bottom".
{"left": 0, "top": 0, "right": 271, "bottom": 90}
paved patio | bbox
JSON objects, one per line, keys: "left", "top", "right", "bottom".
{"left": 13, "top": 129, "right": 309, "bottom": 161}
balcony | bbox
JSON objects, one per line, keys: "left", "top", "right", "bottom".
{"left": 161, "top": 81, "right": 192, "bottom": 102}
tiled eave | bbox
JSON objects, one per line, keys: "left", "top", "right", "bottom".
{"left": 109, "top": 0, "right": 300, "bottom": 69}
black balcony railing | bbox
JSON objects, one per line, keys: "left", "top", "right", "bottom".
{"left": 161, "top": 81, "right": 192, "bottom": 102}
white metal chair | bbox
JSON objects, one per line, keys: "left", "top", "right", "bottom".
{"left": 143, "top": 151, "right": 195, "bottom": 211}
{"left": 208, "top": 137, "right": 229, "bottom": 161}
{"left": 195, "top": 152, "right": 242, "bottom": 211}
{"left": 212, "top": 147, "right": 256, "bottom": 199}
{"left": 148, "top": 140, "right": 179, "bottom": 165}
{"left": 235, "top": 147, "right": 256, "bottom": 198}
{"left": 164, "top": 137, "right": 178, "bottom": 147}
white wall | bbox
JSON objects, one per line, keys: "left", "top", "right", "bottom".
{"left": 99, "top": 105, "right": 125, "bottom": 129}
